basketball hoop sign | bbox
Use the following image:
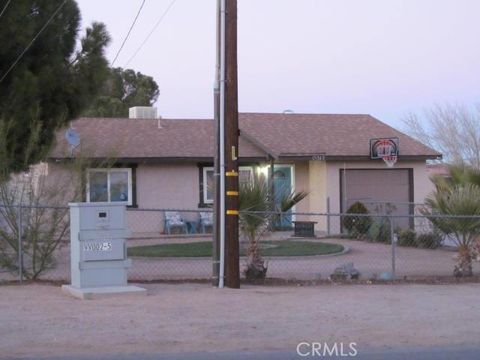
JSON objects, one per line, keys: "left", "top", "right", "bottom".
{"left": 370, "top": 137, "right": 399, "bottom": 167}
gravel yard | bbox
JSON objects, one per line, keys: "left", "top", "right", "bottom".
{"left": 1, "top": 283, "right": 479, "bottom": 359}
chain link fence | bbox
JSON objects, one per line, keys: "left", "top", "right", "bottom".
{"left": 1, "top": 204, "right": 480, "bottom": 284}
{"left": 0, "top": 204, "right": 71, "bottom": 283}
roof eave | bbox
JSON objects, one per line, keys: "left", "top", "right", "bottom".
{"left": 47, "top": 156, "right": 271, "bottom": 164}
{"left": 48, "top": 154, "right": 442, "bottom": 164}
{"left": 277, "top": 154, "right": 442, "bottom": 161}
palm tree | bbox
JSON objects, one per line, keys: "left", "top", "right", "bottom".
{"left": 239, "top": 177, "right": 307, "bottom": 280}
{"left": 424, "top": 165, "right": 480, "bottom": 276}
{"left": 431, "top": 164, "right": 480, "bottom": 189}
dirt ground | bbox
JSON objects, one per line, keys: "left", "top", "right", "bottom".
{"left": 1, "top": 283, "right": 479, "bottom": 358}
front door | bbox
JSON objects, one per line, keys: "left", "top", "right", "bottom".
{"left": 273, "top": 166, "right": 293, "bottom": 229}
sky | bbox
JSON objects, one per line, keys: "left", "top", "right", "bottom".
{"left": 77, "top": 0, "right": 480, "bottom": 128}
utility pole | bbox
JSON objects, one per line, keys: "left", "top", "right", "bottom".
{"left": 216, "top": 0, "right": 240, "bottom": 289}
{"left": 223, "top": 0, "right": 240, "bottom": 289}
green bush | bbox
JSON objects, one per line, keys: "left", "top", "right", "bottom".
{"left": 416, "top": 232, "right": 443, "bottom": 249}
{"left": 397, "top": 229, "right": 417, "bottom": 247}
{"left": 367, "top": 218, "right": 391, "bottom": 243}
{"left": 343, "top": 202, "right": 372, "bottom": 237}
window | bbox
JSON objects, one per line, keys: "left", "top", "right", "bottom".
{"left": 202, "top": 166, "right": 253, "bottom": 204}
{"left": 239, "top": 168, "right": 254, "bottom": 186}
{"left": 86, "top": 168, "right": 132, "bottom": 205}
{"left": 203, "top": 168, "right": 215, "bottom": 204}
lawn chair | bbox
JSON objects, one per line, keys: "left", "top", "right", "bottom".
{"left": 164, "top": 211, "right": 188, "bottom": 234}
{"left": 199, "top": 211, "right": 213, "bottom": 233}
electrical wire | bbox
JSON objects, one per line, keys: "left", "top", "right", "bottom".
{"left": 124, "top": 0, "right": 177, "bottom": 67}
{"left": 0, "top": 0, "right": 68, "bottom": 83}
{"left": 110, "top": 0, "right": 146, "bottom": 66}
{"left": 0, "top": 0, "right": 12, "bottom": 20}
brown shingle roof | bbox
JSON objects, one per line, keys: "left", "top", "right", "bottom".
{"left": 49, "top": 113, "right": 441, "bottom": 161}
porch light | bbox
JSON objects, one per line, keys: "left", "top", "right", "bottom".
{"left": 256, "top": 165, "right": 270, "bottom": 178}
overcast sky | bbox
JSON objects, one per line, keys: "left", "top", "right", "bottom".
{"left": 77, "top": 0, "right": 480, "bottom": 127}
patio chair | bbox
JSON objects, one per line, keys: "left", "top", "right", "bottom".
{"left": 199, "top": 211, "right": 213, "bottom": 233}
{"left": 164, "top": 211, "right": 188, "bottom": 234}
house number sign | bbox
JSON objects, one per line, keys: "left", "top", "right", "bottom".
{"left": 83, "top": 241, "right": 113, "bottom": 252}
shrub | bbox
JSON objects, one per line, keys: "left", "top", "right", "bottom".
{"left": 416, "top": 232, "right": 443, "bottom": 249}
{"left": 343, "top": 202, "right": 372, "bottom": 238}
{"left": 397, "top": 229, "right": 417, "bottom": 247}
{"left": 367, "top": 218, "right": 391, "bottom": 243}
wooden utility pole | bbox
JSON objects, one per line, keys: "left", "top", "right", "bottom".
{"left": 223, "top": 0, "right": 240, "bottom": 288}
{"left": 214, "top": 0, "right": 239, "bottom": 289}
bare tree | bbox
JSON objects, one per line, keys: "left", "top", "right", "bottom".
{"left": 0, "top": 163, "right": 79, "bottom": 279}
{"left": 0, "top": 149, "right": 116, "bottom": 279}
{"left": 403, "top": 104, "right": 480, "bottom": 168}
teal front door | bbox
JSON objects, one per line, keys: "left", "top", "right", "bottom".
{"left": 273, "top": 166, "right": 293, "bottom": 229}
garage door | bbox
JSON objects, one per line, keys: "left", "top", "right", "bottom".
{"left": 340, "top": 169, "right": 413, "bottom": 227}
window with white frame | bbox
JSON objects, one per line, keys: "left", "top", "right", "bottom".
{"left": 202, "top": 166, "right": 253, "bottom": 204}
{"left": 86, "top": 168, "right": 132, "bottom": 205}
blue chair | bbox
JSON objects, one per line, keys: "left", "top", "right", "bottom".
{"left": 164, "top": 211, "right": 188, "bottom": 234}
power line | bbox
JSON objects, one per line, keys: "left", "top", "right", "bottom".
{"left": 110, "top": 0, "right": 146, "bottom": 67}
{"left": 0, "top": 0, "right": 68, "bottom": 83}
{"left": 0, "top": 0, "right": 12, "bottom": 20}
{"left": 124, "top": 0, "right": 177, "bottom": 67}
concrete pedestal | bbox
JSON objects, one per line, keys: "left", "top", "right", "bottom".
{"left": 62, "top": 284, "right": 147, "bottom": 300}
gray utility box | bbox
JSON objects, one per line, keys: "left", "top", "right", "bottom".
{"left": 69, "top": 203, "right": 131, "bottom": 288}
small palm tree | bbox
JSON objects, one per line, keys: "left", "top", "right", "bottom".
{"left": 423, "top": 183, "right": 480, "bottom": 276}
{"left": 239, "top": 177, "right": 307, "bottom": 280}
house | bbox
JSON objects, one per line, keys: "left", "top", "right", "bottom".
{"left": 426, "top": 163, "right": 450, "bottom": 178}
{"left": 46, "top": 111, "right": 441, "bottom": 234}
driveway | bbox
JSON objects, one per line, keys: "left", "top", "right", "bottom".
{"left": 2, "top": 237, "right": 477, "bottom": 282}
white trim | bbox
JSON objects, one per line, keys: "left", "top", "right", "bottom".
{"left": 86, "top": 168, "right": 132, "bottom": 206}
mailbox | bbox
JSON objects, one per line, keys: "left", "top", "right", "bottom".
{"left": 62, "top": 203, "right": 145, "bottom": 298}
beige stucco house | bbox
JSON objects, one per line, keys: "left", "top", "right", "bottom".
{"left": 46, "top": 112, "right": 441, "bottom": 234}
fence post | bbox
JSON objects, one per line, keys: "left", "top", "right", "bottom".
{"left": 390, "top": 216, "right": 396, "bottom": 280}
{"left": 17, "top": 206, "right": 23, "bottom": 283}
{"left": 326, "top": 197, "right": 331, "bottom": 236}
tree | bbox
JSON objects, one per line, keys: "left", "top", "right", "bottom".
{"left": 432, "top": 164, "right": 480, "bottom": 190}
{"left": 0, "top": 150, "right": 116, "bottom": 280}
{"left": 0, "top": 0, "right": 111, "bottom": 178}
{"left": 82, "top": 67, "right": 160, "bottom": 117}
{"left": 422, "top": 165, "right": 480, "bottom": 277}
{"left": 239, "top": 177, "right": 307, "bottom": 280}
{"left": 423, "top": 184, "right": 480, "bottom": 277}
{"left": 402, "top": 104, "right": 480, "bottom": 168}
